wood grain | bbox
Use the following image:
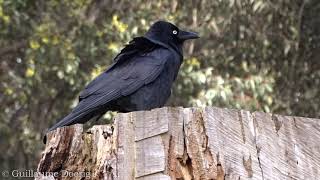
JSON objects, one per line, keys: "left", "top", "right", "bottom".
{"left": 37, "top": 107, "right": 320, "bottom": 180}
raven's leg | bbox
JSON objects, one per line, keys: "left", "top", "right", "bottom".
{"left": 94, "top": 113, "right": 104, "bottom": 122}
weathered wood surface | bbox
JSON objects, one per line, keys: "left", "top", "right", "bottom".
{"left": 37, "top": 107, "right": 320, "bottom": 180}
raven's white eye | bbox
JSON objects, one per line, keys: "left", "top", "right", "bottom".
{"left": 172, "top": 30, "right": 178, "bottom": 35}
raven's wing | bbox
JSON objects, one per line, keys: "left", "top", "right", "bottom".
{"left": 48, "top": 39, "right": 172, "bottom": 131}
{"left": 77, "top": 47, "right": 171, "bottom": 107}
{"left": 79, "top": 37, "right": 159, "bottom": 100}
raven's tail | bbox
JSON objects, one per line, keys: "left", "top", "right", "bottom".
{"left": 47, "top": 113, "right": 79, "bottom": 132}
{"left": 47, "top": 109, "right": 94, "bottom": 132}
{"left": 43, "top": 110, "right": 93, "bottom": 144}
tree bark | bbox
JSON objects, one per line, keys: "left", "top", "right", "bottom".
{"left": 36, "top": 107, "right": 320, "bottom": 180}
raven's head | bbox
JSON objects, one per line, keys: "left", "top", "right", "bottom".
{"left": 144, "top": 21, "right": 199, "bottom": 53}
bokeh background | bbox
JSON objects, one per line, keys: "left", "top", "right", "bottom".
{"left": 1, "top": 0, "right": 319, "bottom": 174}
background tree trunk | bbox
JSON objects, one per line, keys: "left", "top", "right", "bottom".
{"left": 36, "top": 107, "right": 320, "bottom": 180}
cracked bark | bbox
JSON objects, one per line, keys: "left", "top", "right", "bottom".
{"left": 37, "top": 107, "right": 320, "bottom": 180}
{"left": 252, "top": 113, "right": 264, "bottom": 180}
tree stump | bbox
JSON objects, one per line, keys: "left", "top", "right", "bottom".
{"left": 37, "top": 107, "right": 320, "bottom": 179}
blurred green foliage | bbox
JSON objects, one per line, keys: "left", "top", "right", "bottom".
{"left": 0, "top": 0, "right": 319, "bottom": 172}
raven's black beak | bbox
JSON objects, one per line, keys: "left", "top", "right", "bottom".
{"left": 178, "top": 30, "right": 199, "bottom": 40}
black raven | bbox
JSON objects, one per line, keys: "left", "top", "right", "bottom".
{"left": 47, "top": 21, "right": 199, "bottom": 132}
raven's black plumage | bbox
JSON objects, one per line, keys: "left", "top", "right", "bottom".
{"left": 47, "top": 21, "right": 198, "bottom": 133}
